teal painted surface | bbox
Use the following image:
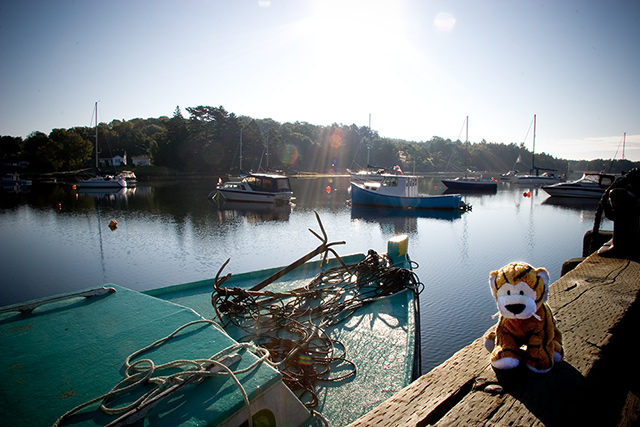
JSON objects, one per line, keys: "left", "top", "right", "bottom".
{"left": 0, "top": 285, "right": 284, "bottom": 426}
{"left": 150, "top": 252, "right": 417, "bottom": 427}
{"left": 0, "top": 248, "right": 417, "bottom": 426}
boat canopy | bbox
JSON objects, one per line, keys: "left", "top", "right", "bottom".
{"left": 245, "top": 174, "right": 292, "bottom": 192}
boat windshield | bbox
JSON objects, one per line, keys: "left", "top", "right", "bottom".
{"left": 275, "top": 178, "right": 292, "bottom": 191}
{"left": 245, "top": 175, "right": 292, "bottom": 192}
{"left": 382, "top": 177, "right": 398, "bottom": 187}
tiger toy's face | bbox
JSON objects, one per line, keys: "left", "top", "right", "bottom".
{"left": 489, "top": 262, "right": 549, "bottom": 320}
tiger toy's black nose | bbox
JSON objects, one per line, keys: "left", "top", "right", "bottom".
{"left": 506, "top": 303, "right": 525, "bottom": 315}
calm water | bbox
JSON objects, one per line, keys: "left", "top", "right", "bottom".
{"left": 0, "top": 176, "right": 606, "bottom": 373}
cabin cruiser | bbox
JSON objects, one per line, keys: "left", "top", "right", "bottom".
{"left": 542, "top": 172, "right": 615, "bottom": 199}
{"left": 213, "top": 172, "right": 293, "bottom": 204}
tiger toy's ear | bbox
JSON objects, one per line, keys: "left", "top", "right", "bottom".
{"left": 489, "top": 270, "right": 499, "bottom": 300}
{"left": 536, "top": 267, "right": 550, "bottom": 302}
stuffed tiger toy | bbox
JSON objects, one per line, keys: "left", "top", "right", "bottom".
{"left": 483, "top": 262, "right": 563, "bottom": 373}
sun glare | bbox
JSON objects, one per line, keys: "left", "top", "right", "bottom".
{"left": 308, "top": 0, "right": 405, "bottom": 53}
{"left": 300, "top": 1, "right": 411, "bottom": 91}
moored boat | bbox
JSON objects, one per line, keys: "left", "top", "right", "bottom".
{"left": 347, "top": 165, "right": 402, "bottom": 184}
{"left": 542, "top": 172, "right": 616, "bottom": 198}
{"left": 2, "top": 172, "right": 32, "bottom": 186}
{"left": 441, "top": 177, "right": 497, "bottom": 192}
{"left": 78, "top": 174, "right": 127, "bottom": 188}
{"left": 499, "top": 170, "right": 519, "bottom": 181}
{"left": 441, "top": 117, "right": 497, "bottom": 193}
{"left": 117, "top": 170, "right": 137, "bottom": 186}
{"left": 351, "top": 174, "right": 467, "bottom": 210}
{"left": 212, "top": 172, "right": 293, "bottom": 204}
{"left": 78, "top": 102, "right": 128, "bottom": 189}
{"left": 511, "top": 115, "right": 564, "bottom": 186}
{"left": 514, "top": 172, "right": 565, "bottom": 186}
{"left": 0, "top": 220, "right": 420, "bottom": 427}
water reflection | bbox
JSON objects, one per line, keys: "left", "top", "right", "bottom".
{"left": 210, "top": 198, "right": 292, "bottom": 222}
{"left": 350, "top": 205, "right": 463, "bottom": 235}
{"left": 541, "top": 196, "right": 600, "bottom": 212}
{"left": 77, "top": 187, "right": 136, "bottom": 200}
{"left": 291, "top": 176, "right": 352, "bottom": 211}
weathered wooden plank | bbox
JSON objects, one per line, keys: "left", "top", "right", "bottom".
{"left": 345, "top": 339, "right": 489, "bottom": 427}
{"left": 348, "top": 254, "right": 640, "bottom": 427}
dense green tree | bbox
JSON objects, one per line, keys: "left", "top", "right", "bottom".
{"left": 152, "top": 107, "right": 187, "bottom": 169}
{"left": 0, "top": 135, "right": 24, "bottom": 158}
{"left": 49, "top": 128, "right": 93, "bottom": 170}
{"left": 23, "top": 132, "right": 52, "bottom": 170}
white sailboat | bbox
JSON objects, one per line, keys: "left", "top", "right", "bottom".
{"left": 78, "top": 102, "right": 127, "bottom": 189}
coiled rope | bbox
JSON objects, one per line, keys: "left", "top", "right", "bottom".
{"left": 53, "top": 319, "right": 269, "bottom": 427}
{"left": 211, "top": 249, "right": 424, "bottom": 410}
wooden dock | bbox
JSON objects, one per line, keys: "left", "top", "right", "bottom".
{"left": 348, "top": 252, "right": 640, "bottom": 426}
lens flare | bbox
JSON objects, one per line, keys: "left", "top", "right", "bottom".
{"left": 329, "top": 128, "right": 343, "bottom": 148}
{"left": 434, "top": 12, "right": 456, "bottom": 32}
{"left": 281, "top": 144, "right": 299, "bottom": 166}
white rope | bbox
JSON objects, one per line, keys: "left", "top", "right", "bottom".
{"left": 53, "top": 319, "right": 270, "bottom": 427}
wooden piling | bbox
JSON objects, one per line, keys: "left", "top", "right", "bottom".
{"left": 348, "top": 253, "right": 640, "bottom": 426}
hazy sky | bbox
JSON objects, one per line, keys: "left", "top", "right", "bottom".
{"left": 1, "top": 0, "right": 638, "bottom": 161}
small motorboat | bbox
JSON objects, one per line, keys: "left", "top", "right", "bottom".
{"left": 542, "top": 172, "right": 616, "bottom": 199}
{"left": 2, "top": 172, "right": 32, "bottom": 186}
{"left": 514, "top": 172, "right": 565, "bottom": 186}
{"left": 212, "top": 172, "right": 293, "bottom": 204}
{"left": 351, "top": 174, "right": 466, "bottom": 210}
{"left": 116, "top": 170, "right": 137, "bottom": 186}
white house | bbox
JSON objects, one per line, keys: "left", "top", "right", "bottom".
{"left": 131, "top": 155, "right": 151, "bottom": 166}
{"left": 100, "top": 151, "right": 127, "bottom": 167}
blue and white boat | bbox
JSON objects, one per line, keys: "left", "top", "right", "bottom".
{"left": 351, "top": 174, "right": 466, "bottom": 210}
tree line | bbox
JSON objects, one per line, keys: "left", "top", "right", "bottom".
{"left": 1, "top": 105, "right": 637, "bottom": 175}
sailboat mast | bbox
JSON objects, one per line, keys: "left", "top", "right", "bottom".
{"left": 239, "top": 128, "right": 243, "bottom": 172}
{"left": 465, "top": 116, "right": 468, "bottom": 144}
{"left": 623, "top": 132, "right": 626, "bottom": 160}
{"left": 465, "top": 116, "right": 469, "bottom": 178}
{"left": 94, "top": 102, "right": 99, "bottom": 171}
{"left": 531, "top": 114, "right": 536, "bottom": 174}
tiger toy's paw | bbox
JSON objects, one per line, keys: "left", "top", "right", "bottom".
{"left": 483, "top": 330, "right": 496, "bottom": 353}
{"left": 492, "top": 357, "right": 520, "bottom": 370}
{"left": 554, "top": 351, "right": 562, "bottom": 363}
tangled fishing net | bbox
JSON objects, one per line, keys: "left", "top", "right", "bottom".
{"left": 211, "top": 246, "right": 423, "bottom": 409}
